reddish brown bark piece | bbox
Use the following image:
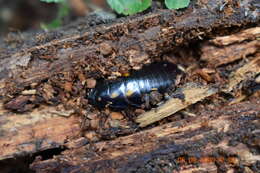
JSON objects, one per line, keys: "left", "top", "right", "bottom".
{"left": 30, "top": 100, "right": 260, "bottom": 173}
{"left": 201, "top": 27, "right": 260, "bottom": 67}
{"left": 201, "top": 40, "right": 259, "bottom": 67}
{"left": 4, "top": 95, "right": 34, "bottom": 112}
{"left": 211, "top": 27, "right": 260, "bottom": 46}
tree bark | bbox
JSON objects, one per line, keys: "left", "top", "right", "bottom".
{"left": 0, "top": 0, "right": 259, "bottom": 172}
{"left": 30, "top": 100, "right": 260, "bottom": 173}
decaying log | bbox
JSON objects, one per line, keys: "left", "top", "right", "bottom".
{"left": 30, "top": 100, "right": 260, "bottom": 173}
{"left": 201, "top": 27, "right": 260, "bottom": 67}
{"left": 0, "top": 28, "right": 259, "bottom": 165}
{"left": 0, "top": 0, "right": 259, "bottom": 172}
{"left": 0, "top": 103, "right": 80, "bottom": 160}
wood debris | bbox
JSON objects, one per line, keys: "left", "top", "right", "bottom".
{"left": 224, "top": 56, "right": 260, "bottom": 93}
{"left": 30, "top": 100, "right": 260, "bottom": 172}
{"left": 0, "top": 0, "right": 259, "bottom": 172}
{"left": 136, "top": 83, "right": 218, "bottom": 127}
{"left": 201, "top": 40, "right": 259, "bottom": 67}
{"left": 0, "top": 105, "right": 80, "bottom": 160}
{"left": 211, "top": 27, "right": 260, "bottom": 46}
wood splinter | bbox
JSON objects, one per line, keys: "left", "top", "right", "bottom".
{"left": 136, "top": 83, "right": 218, "bottom": 127}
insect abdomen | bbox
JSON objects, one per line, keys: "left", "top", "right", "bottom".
{"left": 88, "top": 62, "right": 182, "bottom": 109}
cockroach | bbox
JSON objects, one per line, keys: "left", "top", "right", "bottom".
{"left": 87, "top": 62, "right": 183, "bottom": 109}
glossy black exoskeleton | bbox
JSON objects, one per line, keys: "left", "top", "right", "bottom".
{"left": 87, "top": 62, "right": 183, "bottom": 109}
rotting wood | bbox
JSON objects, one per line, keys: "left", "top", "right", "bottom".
{"left": 223, "top": 56, "right": 260, "bottom": 93}
{"left": 0, "top": 1, "right": 259, "bottom": 171}
{"left": 135, "top": 83, "right": 218, "bottom": 127}
{"left": 0, "top": 32, "right": 259, "bottom": 163}
{"left": 177, "top": 163, "right": 218, "bottom": 173}
{"left": 201, "top": 26, "right": 260, "bottom": 67}
{"left": 201, "top": 40, "right": 259, "bottom": 67}
{"left": 0, "top": 0, "right": 259, "bottom": 98}
{"left": 0, "top": 27, "right": 258, "bottom": 164}
{"left": 210, "top": 27, "right": 260, "bottom": 46}
{"left": 0, "top": 103, "right": 80, "bottom": 160}
{"left": 30, "top": 100, "right": 260, "bottom": 173}
{"left": 136, "top": 55, "right": 260, "bottom": 127}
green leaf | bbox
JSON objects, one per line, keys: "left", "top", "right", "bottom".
{"left": 40, "top": 1, "right": 69, "bottom": 30}
{"left": 165, "top": 0, "right": 190, "bottom": 9}
{"left": 107, "top": 0, "right": 151, "bottom": 15}
{"left": 40, "top": 0, "right": 65, "bottom": 3}
{"left": 57, "top": 1, "right": 70, "bottom": 18}
{"left": 40, "top": 19, "right": 62, "bottom": 31}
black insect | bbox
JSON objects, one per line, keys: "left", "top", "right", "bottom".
{"left": 87, "top": 62, "right": 183, "bottom": 109}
